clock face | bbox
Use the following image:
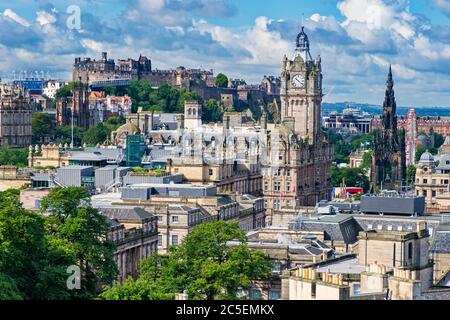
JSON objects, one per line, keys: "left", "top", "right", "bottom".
{"left": 292, "top": 74, "right": 305, "bottom": 88}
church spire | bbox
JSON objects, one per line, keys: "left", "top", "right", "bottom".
{"left": 383, "top": 65, "right": 397, "bottom": 131}
{"left": 387, "top": 64, "right": 393, "bottom": 90}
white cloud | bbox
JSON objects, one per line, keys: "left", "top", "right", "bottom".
{"left": 138, "top": 0, "right": 166, "bottom": 13}
{"left": 3, "top": 9, "right": 30, "bottom": 27}
{"left": 1, "top": 0, "right": 450, "bottom": 106}
{"left": 434, "top": 0, "right": 450, "bottom": 16}
{"left": 36, "top": 11, "right": 57, "bottom": 26}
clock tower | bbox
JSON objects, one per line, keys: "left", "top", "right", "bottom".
{"left": 262, "top": 25, "right": 333, "bottom": 225}
{"left": 280, "top": 26, "right": 323, "bottom": 144}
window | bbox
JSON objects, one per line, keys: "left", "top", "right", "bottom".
{"left": 171, "top": 235, "right": 179, "bottom": 246}
{"left": 274, "top": 200, "right": 281, "bottom": 210}
{"left": 397, "top": 226, "right": 403, "bottom": 232}
{"left": 432, "top": 191, "right": 437, "bottom": 197}
{"left": 174, "top": 168, "right": 179, "bottom": 174}
{"left": 368, "top": 224, "right": 373, "bottom": 230}
{"left": 353, "top": 284, "right": 361, "bottom": 296}
{"left": 287, "top": 182, "right": 291, "bottom": 192}
{"left": 274, "top": 168, "right": 281, "bottom": 176}
{"left": 274, "top": 182, "right": 281, "bottom": 192}
{"left": 432, "top": 179, "right": 437, "bottom": 185}
{"left": 423, "top": 179, "right": 428, "bottom": 184}
{"left": 423, "top": 190, "right": 428, "bottom": 197}
{"left": 172, "top": 216, "right": 179, "bottom": 223}
{"left": 272, "top": 260, "right": 282, "bottom": 273}
{"left": 377, "top": 225, "right": 383, "bottom": 230}
{"left": 157, "top": 216, "right": 163, "bottom": 222}
{"left": 286, "top": 169, "right": 291, "bottom": 177}
{"left": 269, "top": 290, "right": 281, "bottom": 300}
{"left": 408, "top": 242, "right": 413, "bottom": 260}
{"left": 387, "top": 225, "right": 393, "bottom": 231}
{"left": 208, "top": 169, "right": 214, "bottom": 176}
{"left": 264, "top": 181, "right": 269, "bottom": 191}
{"left": 251, "top": 290, "right": 262, "bottom": 300}
{"left": 158, "top": 235, "right": 162, "bottom": 247}
{"left": 34, "top": 199, "right": 42, "bottom": 210}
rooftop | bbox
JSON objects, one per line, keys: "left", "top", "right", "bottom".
{"left": 99, "top": 206, "right": 154, "bottom": 221}
{"left": 69, "top": 152, "right": 108, "bottom": 161}
{"left": 358, "top": 229, "right": 428, "bottom": 241}
{"left": 58, "top": 165, "right": 94, "bottom": 170}
{"left": 313, "top": 257, "right": 365, "bottom": 275}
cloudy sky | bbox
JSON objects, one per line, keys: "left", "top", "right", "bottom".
{"left": 1, "top": 0, "right": 450, "bottom": 107}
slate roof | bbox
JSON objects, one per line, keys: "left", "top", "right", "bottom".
{"left": 99, "top": 206, "right": 154, "bottom": 221}
{"left": 150, "top": 148, "right": 173, "bottom": 162}
{"left": 69, "top": 152, "right": 108, "bottom": 161}
{"left": 290, "top": 245, "right": 324, "bottom": 256}
{"left": 168, "top": 205, "right": 198, "bottom": 213}
{"left": 289, "top": 216, "right": 362, "bottom": 244}
{"left": 431, "top": 230, "right": 450, "bottom": 253}
{"left": 218, "top": 196, "right": 236, "bottom": 206}
{"left": 31, "top": 173, "right": 51, "bottom": 181}
{"left": 418, "top": 290, "right": 450, "bottom": 300}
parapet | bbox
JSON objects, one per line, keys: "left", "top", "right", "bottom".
{"left": 393, "top": 268, "right": 420, "bottom": 282}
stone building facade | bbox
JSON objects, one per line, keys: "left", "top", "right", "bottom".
{"left": 100, "top": 207, "right": 159, "bottom": 281}
{"left": 0, "top": 84, "right": 32, "bottom": 147}
{"left": 414, "top": 151, "right": 450, "bottom": 213}
{"left": 262, "top": 27, "right": 333, "bottom": 223}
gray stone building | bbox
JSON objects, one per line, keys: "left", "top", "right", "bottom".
{"left": 0, "top": 84, "right": 32, "bottom": 147}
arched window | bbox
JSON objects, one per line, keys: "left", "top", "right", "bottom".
{"left": 188, "top": 108, "right": 192, "bottom": 115}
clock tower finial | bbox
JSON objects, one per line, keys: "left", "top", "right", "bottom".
{"left": 295, "top": 24, "right": 312, "bottom": 62}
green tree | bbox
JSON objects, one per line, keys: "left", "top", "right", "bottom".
{"left": 32, "top": 113, "right": 55, "bottom": 143}
{"left": 178, "top": 89, "right": 203, "bottom": 113}
{"left": 126, "top": 80, "right": 153, "bottom": 112}
{"left": 103, "top": 86, "right": 116, "bottom": 96}
{"left": 55, "top": 126, "right": 85, "bottom": 146}
{"left": 100, "top": 221, "right": 272, "bottom": 300}
{"left": 0, "top": 147, "right": 29, "bottom": 167}
{"left": 407, "top": 165, "right": 417, "bottom": 185}
{"left": 433, "top": 132, "right": 445, "bottom": 149}
{"left": 82, "top": 123, "right": 110, "bottom": 146}
{"left": 331, "top": 165, "right": 370, "bottom": 192}
{"left": 104, "top": 116, "right": 126, "bottom": 131}
{"left": 55, "top": 82, "right": 75, "bottom": 98}
{"left": 0, "top": 190, "right": 59, "bottom": 299}
{"left": 361, "top": 150, "right": 373, "bottom": 172}
{"left": 203, "top": 99, "right": 224, "bottom": 123}
{"left": 215, "top": 73, "right": 229, "bottom": 88}
{"left": 350, "top": 133, "right": 374, "bottom": 151}
{"left": 0, "top": 273, "right": 23, "bottom": 300}
{"left": 40, "top": 187, "right": 117, "bottom": 299}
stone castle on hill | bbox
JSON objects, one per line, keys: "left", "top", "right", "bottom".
{"left": 60, "top": 52, "right": 282, "bottom": 131}
{"left": 73, "top": 52, "right": 215, "bottom": 91}
{"left": 72, "top": 52, "right": 281, "bottom": 103}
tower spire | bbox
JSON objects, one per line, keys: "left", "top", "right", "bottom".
{"left": 294, "top": 22, "right": 312, "bottom": 62}
{"left": 383, "top": 65, "right": 397, "bottom": 131}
